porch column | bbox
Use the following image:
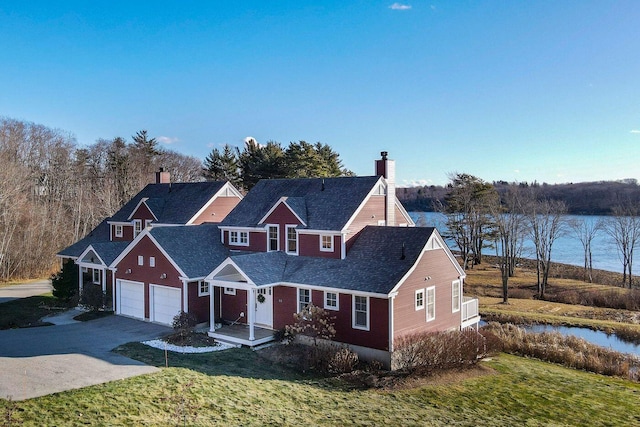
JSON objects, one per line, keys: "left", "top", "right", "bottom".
{"left": 101, "top": 268, "right": 106, "bottom": 293}
{"left": 111, "top": 269, "right": 116, "bottom": 310}
{"left": 248, "top": 288, "right": 255, "bottom": 341}
{"left": 182, "top": 279, "right": 189, "bottom": 313}
{"left": 209, "top": 282, "right": 216, "bottom": 332}
{"left": 78, "top": 264, "right": 83, "bottom": 299}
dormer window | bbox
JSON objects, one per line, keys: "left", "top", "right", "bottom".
{"left": 286, "top": 226, "right": 298, "bottom": 255}
{"left": 133, "top": 220, "right": 142, "bottom": 237}
{"left": 230, "top": 230, "right": 249, "bottom": 247}
{"left": 115, "top": 225, "right": 123, "bottom": 238}
{"left": 320, "top": 235, "right": 334, "bottom": 252}
{"left": 268, "top": 225, "right": 279, "bottom": 251}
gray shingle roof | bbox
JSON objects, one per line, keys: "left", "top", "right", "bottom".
{"left": 227, "top": 226, "right": 437, "bottom": 294}
{"left": 110, "top": 181, "right": 227, "bottom": 224}
{"left": 148, "top": 224, "right": 229, "bottom": 279}
{"left": 221, "top": 176, "right": 381, "bottom": 230}
{"left": 57, "top": 219, "right": 111, "bottom": 258}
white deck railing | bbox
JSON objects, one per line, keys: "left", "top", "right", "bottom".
{"left": 462, "top": 297, "right": 479, "bottom": 322}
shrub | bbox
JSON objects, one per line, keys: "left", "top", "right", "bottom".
{"left": 51, "top": 260, "right": 78, "bottom": 302}
{"left": 393, "top": 330, "right": 488, "bottom": 373}
{"left": 327, "top": 346, "right": 359, "bottom": 374}
{"left": 171, "top": 311, "right": 198, "bottom": 342}
{"left": 80, "top": 284, "right": 105, "bottom": 311}
{"left": 285, "top": 304, "right": 336, "bottom": 345}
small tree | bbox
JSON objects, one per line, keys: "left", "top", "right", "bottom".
{"left": 51, "top": 260, "right": 78, "bottom": 302}
{"left": 171, "top": 311, "right": 198, "bottom": 343}
{"left": 604, "top": 205, "right": 640, "bottom": 288}
{"left": 285, "top": 304, "right": 336, "bottom": 346}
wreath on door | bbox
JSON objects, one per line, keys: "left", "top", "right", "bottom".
{"left": 257, "top": 293, "right": 266, "bottom": 303}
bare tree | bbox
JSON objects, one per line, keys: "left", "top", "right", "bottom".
{"left": 526, "top": 197, "right": 568, "bottom": 298}
{"left": 490, "top": 187, "right": 528, "bottom": 303}
{"left": 569, "top": 217, "right": 602, "bottom": 283}
{"left": 603, "top": 205, "right": 640, "bottom": 288}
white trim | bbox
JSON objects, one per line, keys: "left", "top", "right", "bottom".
{"left": 77, "top": 245, "right": 107, "bottom": 267}
{"left": 352, "top": 294, "right": 370, "bottom": 331}
{"left": 388, "top": 294, "right": 395, "bottom": 353}
{"left": 133, "top": 219, "right": 143, "bottom": 238}
{"left": 137, "top": 255, "right": 144, "bottom": 266}
{"left": 149, "top": 256, "right": 156, "bottom": 267}
{"left": 341, "top": 176, "right": 385, "bottom": 234}
{"left": 394, "top": 198, "right": 415, "bottom": 227}
{"left": 387, "top": 229, "right": 466, "bottom": 296}
{"left": 224, "top": 287, "right": 236, "bottom": 295}
{"left": 296, "top": 228, "right": 342, "bottom": 235}
{"left": 127, "top": 198, "right": 159, "bottom": 221}
{"left": 452, "top": 279, "right": 461, "bottom": 313}
{"left": 278, "top": 282, "right": 388, "bottom": 299}
{"left": 286, "top": 225, "right": 298, "bottom": 255}
{"left": 323, "top": 291, "right": 339, "bottom": 311}
{"left": 319, "top": 234, "right": 334, "bottom": 252}
{"left": 267, "top": 224, "right": 279, "bottom": 252}
{"left": 229, "top": 230, "right": 250, "bottom": 247}
{"left": 198, "top": 280, "right": 210, "bottom": 296}
{"left": 258, "top": 197, "right": 307, "bottom": 227}
{"left": 426, "top": 286, "right": 436, "bottom": 322}
{"left": 186, "top": 182, "right": 243, "bottom": 225}
{"left": 297, "top": 287, "right": 311, "bottom": 312}
{"left": 183, "top": 280, "right": 189, "bottom": 313}
{"left": 415, "top": 288, "right": 424, "bottom": 310}
{"left": 92, "top": 268, "right": 101, "bottom": 284}
{"left": 115, "top": 224, "right": 123, "bottom": 238}
{"left": 218, "top": 225, "right": 260, "bottom": 232}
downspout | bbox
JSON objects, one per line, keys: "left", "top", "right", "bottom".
{"left": 209, "top": 281, "right": 216, "bottom": 333}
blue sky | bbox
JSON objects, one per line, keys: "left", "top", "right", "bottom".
{"left": 1, "top": 1, "right": 638, "bottom": 186}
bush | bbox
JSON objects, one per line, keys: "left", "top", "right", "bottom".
{"left": 171, "top": 311, "right": 198, "bottom": 341}
{"left": 51, "top": 260, "right": 78, "bottom": 302}
{"left": 285, "top": 304, "right": 336, "bottom": 345}
{"left": 80, "top": 284, "right": 105, "bottom": 311}
{"left": 327, "top": 346, "right": 359, "bottom": 374}
{"left": 393, "top": 330, "right": 488, "bottom": 373}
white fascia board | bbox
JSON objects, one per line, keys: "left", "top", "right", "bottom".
{"left": 108, "top": 228, "right": 151, "bottom": 268}
{"left": 107, "top": 220, "right": 131, "bottom": 225}
{"left": 395, "top": 198, "right": 415, "bottom": 226}
{"left": 278, "top": 281, "right": 388, "bottom": 299}
{"left": 341, "top": 176, "right": 384, "bottom": 233}
{"left": 56, "top": 254, "right": 78, "bottom": 260}
{"left": 186, "top": 182, "right": 242, "bottom": 225}
{"left": 218, "top": 225, "right": 263, "bottom": 232}
{"left": 144, "top": 232, "right": 189, "bottom": 279}
{"left": 76, "top": 245, "right": 107, "bottom": 267}
{"left": 127, "top": 198, "right": 158, "bottom": 221}
{"left": 296, "top": 229, "right": 341, "bottom": 235}
{"left": 257, "top": 197, "right": 307, "bottom": 226}
{"left": 205, "top": 257, "right": 255, "bottom": 286}
{"left": 209, "top": 280, "right": 256, "bottom": 291}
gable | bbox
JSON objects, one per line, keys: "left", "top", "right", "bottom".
{"left": 128, "top": 199, "right": 157, "bottom": 221}
{"left": 260, "top": 200, "right": 305, "bottom": 226}
{"left": 80, "top": 249, "right": 102, "bottom": 265}
{"left": 188, "top": 182, "right": 243, "bottom": 225}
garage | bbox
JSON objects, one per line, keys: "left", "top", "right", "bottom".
{"left": 150, "top": 284, "right": 182, "bottom": 326}
{"left": 117, "top": 280, "right": 145, "bottom": 320}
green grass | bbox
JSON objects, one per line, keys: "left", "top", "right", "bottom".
{"left": 0, "top": 294, "right": 68, "bottom": 329}
{"left": 2, "top": 350, "right": 639, "bottom": 426}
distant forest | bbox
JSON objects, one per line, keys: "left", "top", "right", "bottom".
{"left": 398, "top": 179, "right": 640, "bottom": 215}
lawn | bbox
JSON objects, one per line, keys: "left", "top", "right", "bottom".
{"left": 2, "top": 346, "right": 640, "bottom": 426}
{"left": 0, "top": 294, "right": 68, "bottom": 329}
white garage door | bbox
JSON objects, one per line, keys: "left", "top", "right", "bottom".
{"left": 117, "top": 280, "right": 144, "bottom": 320}
{"left": 150, "top": 284, "right": 181, "bottom": 326}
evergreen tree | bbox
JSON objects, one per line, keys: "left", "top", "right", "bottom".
{"left": 51, "top": 260, "right": 78, "bottom": 302}
{"left": 203, "top": 144, "right": 241, "bottom": 186}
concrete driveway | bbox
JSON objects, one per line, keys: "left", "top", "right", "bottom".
{"left": 0, "top": 315, "right": 171, "bottom": 400}
{"left": 0, "top": 280, "right": 52, "bottom": 303}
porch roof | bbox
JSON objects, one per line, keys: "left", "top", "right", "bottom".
{"left": 57, "top": 218, "right": 111, "bottom": 258}
{"left": 87, "top": 241, "right": 130, "bottom": 266}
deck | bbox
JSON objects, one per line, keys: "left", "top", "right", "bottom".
{"left": 208, "top": 323, "right": 276, "bottom": 347}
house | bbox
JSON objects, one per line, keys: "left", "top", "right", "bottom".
{"left": 57, "top": 170, "right": 243, "bottom": 309}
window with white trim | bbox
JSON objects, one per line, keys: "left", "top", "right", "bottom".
{"left": 415, "top": 289, "right": 424, "bottom": 310}
{"left": 320, "top": 235, "right": 333, "bottom": 252}
{"left": 145, "top": 219, "right": 153, "bottom": 229}
{"left": 198, "top": 281, "right": 210, "bottom": 296}
{"left": 286, "top": 226, "right": 297, "bottom": 254}
{"left": 137, "top": 255, "right": 144, "bottom": 266}
{"left": 298, "top": 288, "right": 310, "bottom": 312}
{"left": 452, "top": 280, "right": 461, "bottom": 312}
{"left": 268, "top": 225, "right": 278, "bottom": 251}
{"left": 115, "top": 225, "right": 123, "bottom": 238}
{"left": 229, "top": 230, "right": 249, "bottom": 246}
{"left": 133, "top": 220, "right": 142, "bottom": 237}
{"left": 426, "top": 286, "right": 435, "bottom": 321}
{"left": 352, "top": 295, "right": 369, "bottom": 330}
{"left": 224, "top": 287, "right": 236, "bottom": 295}
{"left": 92, "top": 268, "right": 100, "bottom": 284}
{"left": 149, "top": 256, "right": 155, "bottom": 268}
{"left": 324, "top": 291, "right": 339, "bottom": 310}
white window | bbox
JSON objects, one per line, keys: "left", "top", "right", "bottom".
{"left": 133, "top": 220, "right": 142, "bottom": 237}
{"left": 352, "top": 295, "right": 369, "bottom": 330}
{"left": 115, "top": 225, "right": 123, "bottom": 238}
{"left": 92, "top": 268, "right": 100, "bottom": 284}
{"left": 426, "top": 286, "right": 435, "bottom": 321}
{"left": 298, "top": 288, "right": 310, "bottom": 312}
{"left": 199, "top": 281, "right": 210, "bottom": 296}
{"left": 452, "top": 280, "right": 461, "bottom": 313}
{"left": 145, "top": 219, "right": 153, "bottom": 229}
{"left": 137, "top": 255, "right": 144, "bottom": 266}
{"left": 149, "top": 256, "right": 155, "bottom": 268}
{"left": 320, "top": 235, "right": 334, "bottom": 252}
{"left": 286, "top": 226, "right": 297, "bottom": 254}
{"left": 268, "top": 225, "right": 279, "bottom": 251}
{"left": 224, "top": 287, "right": 236, "bottom": 295}
{"left": 229, "top": 230, "right": 249, "bottom": 246}
{"left": 415, "top": 289, "right": 424, "bottom": 310}
{"left": 324, "top": 291, "right": 339, "bottom": 310}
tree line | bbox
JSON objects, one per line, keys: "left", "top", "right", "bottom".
{"left": 429, "top": 173, "right": 640, "bottom": 303}
{"left": 400, "top": 179, "right": 640, "bottom": 215}
{"left": 0, "top": 118, "right": 350, "bottom": 282}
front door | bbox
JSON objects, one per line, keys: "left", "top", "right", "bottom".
{"left": 255, "top": 287, "right": 273, "bottom": 328}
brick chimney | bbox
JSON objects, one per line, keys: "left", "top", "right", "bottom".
{"left": 375, "top": 151, "right": 395, "bottom": 226}
{"left": 155, "top": 168, "right": 170, "bottom": 184}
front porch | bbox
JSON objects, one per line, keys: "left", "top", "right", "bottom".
{"left": 208, "top": 323, "right": 276, "bottom": 347}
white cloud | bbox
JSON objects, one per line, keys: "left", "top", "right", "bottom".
{"left": 402, "top": 179, "right": 433, "bottom": 187}
{"left": 630, "top": 130, "right": 640, "bottom": 134}
{"left": 157, "top": 136, "right": 179, "bottom": 145}
{"left": 513, "top": 169, "right": 520, "bottom": 174}
{"left": 389, "top": 3, "right": 411, "bottom": 10}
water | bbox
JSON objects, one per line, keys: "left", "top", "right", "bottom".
{"left": 526, "top": 324, "right": 640, "bottom": 357}
{"left": 411, "top": 212, "right": 631, "bottom": 274}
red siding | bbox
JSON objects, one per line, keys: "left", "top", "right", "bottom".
{"left": 223, "top": 230, "right": 266, "bottom": 252}
{"left": 131, "top": 202, "right": 156, "bottom": 222}
{"left": 394, "top": 204, "right": 410, "bottom": 225}
{"left": 273, "top": 286, "right": 297, "bottom": 330}
{"left": 114, "top": 235, "right": 183, "bottom": 319}
{"left": 298, "top": 234, "right": 341, "bottom": 259}
{"left": 111, "top": 225, "right": 134, "bottom": 241}
{"left": 345, "top": 195, "right": 385, "bottom": 252}
{"left": 263, "top": 203, "right": 303, "bottom": 227}
{"left": 393, "top": 249, "right": 462, "bottom": 341}
{"left": 220, "top": 289, "right": 248, "bottom": 324}
{"left": 187, "top": 281, "right": 210, "bottom": 322}
{"left": 192, "top": 196, "right": 241, "bottom": 224}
